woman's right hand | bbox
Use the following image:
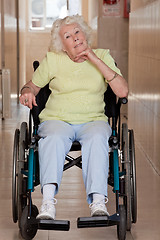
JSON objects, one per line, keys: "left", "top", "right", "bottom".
{"left": 19, "top": 80, "right": 41, "bottom": 109}
{"left": 19, "top": 88, "right": 37, "bottom": 109}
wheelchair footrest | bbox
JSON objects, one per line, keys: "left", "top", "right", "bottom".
{"left": 77, "top": 214, "right": 119, "bottom": 228}
{"left": 37, "top": 219, "right": 70, "bottom": 231}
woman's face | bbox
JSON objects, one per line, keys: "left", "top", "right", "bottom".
{"left": 59, "top": 23, "right": 88, "bottom": 62}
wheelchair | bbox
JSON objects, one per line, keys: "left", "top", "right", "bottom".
{"left": 12, "top": 61, "right": 137, "bottom": 240}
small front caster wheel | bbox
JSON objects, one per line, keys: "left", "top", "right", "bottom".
{"left": 117, "top": 205, "right": 126, "bottom": 240}
{"left": 20, "top": 205, "right": 39, "bottom": 240}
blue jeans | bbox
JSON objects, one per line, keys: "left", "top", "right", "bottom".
{"left": 38, "top": 120, "right": 112, "bottom": 204}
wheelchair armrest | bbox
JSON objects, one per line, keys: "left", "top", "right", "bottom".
{"left": 31, "top": 84, "right": 51, "bottom": 126}
{"left": 104, "top": 85, "right": 128, "bottom": 118}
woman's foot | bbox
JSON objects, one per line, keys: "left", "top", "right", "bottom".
{"left": 36, "top": 199, "right": 57, "bottom": 220}
{"left": 89, "top": 198, "right": 109, "bottom": 217}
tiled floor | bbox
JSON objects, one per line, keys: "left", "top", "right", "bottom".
{"left": 0, "top": 100, "right": 160, "bottom": 240}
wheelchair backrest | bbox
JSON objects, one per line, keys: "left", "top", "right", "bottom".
{"left": 31, "top": 61, "right": 122, "bottom": 126}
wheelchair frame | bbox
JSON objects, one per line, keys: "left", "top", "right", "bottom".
{"left": 12, "top": 61, "right": 137, "bottom": 240}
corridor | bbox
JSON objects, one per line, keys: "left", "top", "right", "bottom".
{"left": 0, "top": 0, "right": 160, "bottom": 239}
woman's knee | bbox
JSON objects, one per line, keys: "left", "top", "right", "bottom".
{"left": 38, "top": 120, "right": 75, "bottom": 140}
{"left": 80, "top": 121, "right": 111, "bottom": 141}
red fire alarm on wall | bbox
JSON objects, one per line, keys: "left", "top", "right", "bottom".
{"left": 104, "top": 0, "right": 117, "bottom": 4}
{"left": 103, "top": 0, "right": 120, "bottom": 17}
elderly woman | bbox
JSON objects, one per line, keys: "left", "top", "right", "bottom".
{"left": 20, "top": 15, "right": 128, "bottom": 220}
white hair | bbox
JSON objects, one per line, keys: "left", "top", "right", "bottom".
{"left": 49, "top": 15, "right": 94, "bottom": 53}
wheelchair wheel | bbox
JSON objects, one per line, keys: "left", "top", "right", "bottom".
{"left": 129, "top": 129, "right": 137, "bottom": 224}
{"left": 20, "top": 205, "right": 38, "bottom": 240}
{"left": 12, "top": 128, "right": 20, "bottom": 223}
{"left": 18, "top": 122, "right": 29, "bottom": 227}
{"left": 122, "top": 123, "right": 132, "bottom": 231}
{"left": 117, "top": 205, "right": 126, "bottom": 240}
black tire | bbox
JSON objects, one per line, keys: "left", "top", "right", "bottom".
{"left": 17, "top": 122, "right": 29, "bottom": 227}
{"left": 12, "top": 129, "right": 20, "bottom": 223}
{"left": 122, "top": 123, "right": 132, "bottom": 231}
{"left": 117, "top": 205, "right": 126, "bottom": 240}
{"left": 129, "top": 130, "right": 137, "bottom": 224}
{"left": 20, "top": 205, "right": 38, "bottom": 240}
